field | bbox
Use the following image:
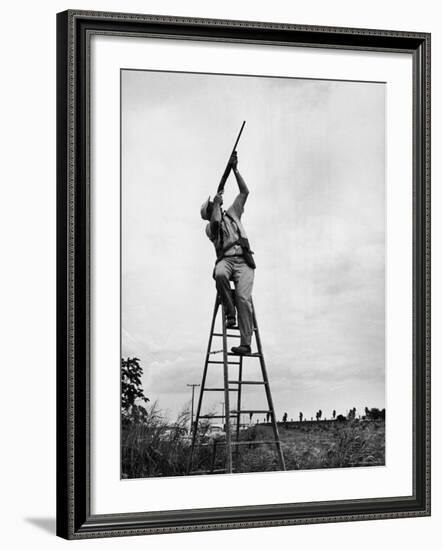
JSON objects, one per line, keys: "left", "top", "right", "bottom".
{"left": 241, "top": 420, "right": 385, "bottom": 472}
{"left": 122, "top": 418, "right": 385, "bottom": 478}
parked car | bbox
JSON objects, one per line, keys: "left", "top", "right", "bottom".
{"left": 206, "top": 424, "right": 225, "bottom": 440}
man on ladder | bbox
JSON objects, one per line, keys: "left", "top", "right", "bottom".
{"left": 200, "top": 150, "right": 255, "bottom": 356}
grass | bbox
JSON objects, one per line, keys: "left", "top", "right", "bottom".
{"left": 240, "top": 419, "right": 385, "bottom": 472}
{"left": 122, "top": 415, "right": 385, "bottom": 478}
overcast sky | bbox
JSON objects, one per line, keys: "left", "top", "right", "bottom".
{"left": 121, "top": 69, "right": 385, "bottom": 422}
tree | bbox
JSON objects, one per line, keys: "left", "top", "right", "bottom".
{"left": 121, "top": 357, "right": 149, "bottom": 425}
{"left": 368, "top": 407, "right": 382, "bottom": 421}
{"left": 364, "top": 407, "right": 384, "bottom": 421}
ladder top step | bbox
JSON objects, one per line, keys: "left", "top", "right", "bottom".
{"left": 227, "top": 352, "right": 262, "bottom": 358}
{"left": 224, "top": 326, "right": 257, "bottom": 332}
{"left": 213, "top": 332, "right": 241, "bottom": 338}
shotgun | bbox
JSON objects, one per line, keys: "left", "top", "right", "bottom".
{"left": 216, "top": 121, "right": 246, "bottom": 194}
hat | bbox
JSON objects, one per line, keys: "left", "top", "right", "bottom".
{"left": 200, "top": 196, "right": 211, "bottom": 220}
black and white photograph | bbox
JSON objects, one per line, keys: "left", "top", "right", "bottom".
{"left": 121, "top": 69, "right": 386, "bottom": 479}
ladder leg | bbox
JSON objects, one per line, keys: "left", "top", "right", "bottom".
{"left": 221, "top": 303, "right": 233, "bottom": 474}
{"left": 235, "top": 355, "right": 244, "bottom": 468}
{"left": 252, "top": 301, "right": 286, "bottom": 471}
{"left": 187, "top": 296, "right": 220, "bottom": 474}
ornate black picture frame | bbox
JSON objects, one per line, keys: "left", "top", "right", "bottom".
{"left": 56, "top": 9, "right": 430, "bottom": 539}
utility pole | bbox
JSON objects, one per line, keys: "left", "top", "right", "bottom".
{"left": 219, "top": 401, "right": 225, "bottom": 430}
{"left": 187, "top": 384, "right": 200, "bottom": 435}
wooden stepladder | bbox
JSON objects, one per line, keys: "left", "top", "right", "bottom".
{"left": 187, "top": 289, "right": 286, "bottom": 474}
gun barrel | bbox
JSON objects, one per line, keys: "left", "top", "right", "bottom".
{"left": 232, "top": 120, "right": 246, "bottom": 152}
{"left": 217, "top": 121, "right": 246, "bottom": 194}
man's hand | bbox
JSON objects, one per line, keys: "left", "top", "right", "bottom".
{"left": 229, "top": 151, "right": 238, "bottom": 170}
{"left": 213, "top": 193, "right": 223, "bottom": 206}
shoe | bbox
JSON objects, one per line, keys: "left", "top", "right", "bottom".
{"left": 231, "top": 345, "right": 251, "bottom": 355}
{"left": 226, "top": 317, "right": 237, "bottom": 329}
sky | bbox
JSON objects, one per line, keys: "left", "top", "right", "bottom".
{"left": 121, "top": 69, "right": 385, "bottom": 423}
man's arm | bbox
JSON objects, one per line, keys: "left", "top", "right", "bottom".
{"left": 209, "top": 194, "right": 223, "bottom": 237}
{"left": 233, "top": 166, "right": 249, "bottom": 196}
{"left": 229, "top": 152, "right": 249, "bottom": 217}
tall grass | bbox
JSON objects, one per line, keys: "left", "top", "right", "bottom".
{"left": 122, "top": 412, "right": 385, "bottom": 478}
{"left": 122, "top": 404, "right": 226, "bottom": 477}
{"left": 122, "top": 402, "right": 190, "bottom": 478}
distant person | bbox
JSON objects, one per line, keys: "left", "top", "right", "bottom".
{"left": 282, "top": 412, "right": 288, "bottom": 428}
{"left": 299, "top": 412, "right": 303, "bottom": 422}
{"left": 332, "top": 409, "right": 336, "bottom": 420}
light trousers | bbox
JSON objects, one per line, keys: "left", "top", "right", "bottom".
{"left": 213, "top": 256, "right": 255, "bottom": 346}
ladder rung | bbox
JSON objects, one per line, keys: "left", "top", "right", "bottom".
{"left": 231, "top": 440, "right": 281, "bottom": 447}
{"left": 204, "top": 388, "right": 238, "bottom": 392}
{"left": 207, "top": 360, "right": 241, "bottom": 365}
{"left": 228, "top": 380, "right": 266, "bottom": 385}
{"left": 213, "top": 332, "right": 241, "bottom": 338}
{"left": 226, "top": 326, "right": 257, "bottom": 332}
{"left": 211, "top": 350, "right": 261, "bottom": 357}
{"left": 198, "top": 415, "right": 236, "bottom": 419}
{"left": 227, "top": 352, "right": 261, "bottom": 358}
{"left": 231, "top": 409, "right": 272, "bottom": 414}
